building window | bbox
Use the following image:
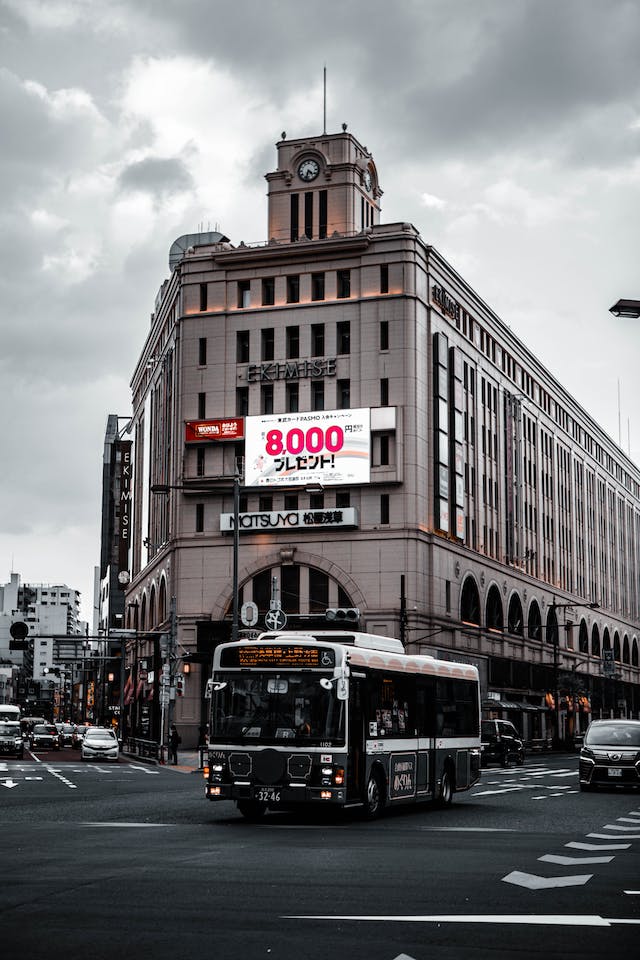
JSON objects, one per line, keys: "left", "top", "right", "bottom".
{"left": 261, "top": 384, "right": 274, "bottom": 414}
{"left": 311, "top": 380, "right": 325, "bottom": 411}
{"left": 309, "top": 491, "right": 324, "bottom": 509}
{"left": 380, "top": 320, "right": 389, "bottom": 350}
{"left": 336, "top": 491, "right": 351, "bottom": 509}
{"left": 311, "top": 323, "right": 324, "bottom": 356}
{"left": 311, "top": 273, "right": 325, "bottom": 301}
{"left": 284, "top": 494, "right": 299, "bottom": 510}
{"left": 337, "top": 320, "right": 350, "bottom": 354}
{"left": 290, "top": 194, "right": 299, "bottom": 242}
{"left": 309, "top": 568, "right": 329, "bottom": 613}
{"left": 259, "top": 495, "right": 273, "bottom": 512}
{"left": 286, "top": 382, "right": 299, "bottom": 412}
{"left": 198, "top": 337, "right": 207, "bottom": 366}
{"left": 380, "top": 264, "right": 389, "bottom": 294}
{"left": 237, "top": 280, "right": 251, "bottom": 308}
{"left": 199, "top": 283, "right": 208, "bottom": 312}
{"left": 319, "top": 190, "right": 327, "bottom": 239}
{"left": 337, "top": 269, "right": 351, "bottom": 299}
{"left": 198, "top": 393, "right": 206, "bottom": 418}
{"left": 262, "top": 277, "right": 275, "bottom": 306}
{"left": 236, "top": 387, "right": 248, "bottom": 417}
{"left": 337, "top": 379, "right": 350, "bottom": 409}
{"left": 237, "top": 330, "right": 250, "bottom": 363}
{"left": 197, "top": 447, "right": 205, "bottom": 477}
{"left": 380, "top": 494, "right": 390, "bottom": 525}
{"left": 261, "top": 328, "right": 274, "bottom": 361}
{"left": 379, "top": 435, "right": 390, "bottom": 465}
{"left": 287, "top": 275, "right": 300, "bottom": 304}
{"left": 380, "top": 378, "right": 389, "bottom": 406}
{"left": 286, "top": 326, "right": 299, "bottom": 359}
{"left": 304, "top": 191, "right": 313, "bottom": 239}
{"left": 195, "top": 503, "right": 204, "bottom": 533}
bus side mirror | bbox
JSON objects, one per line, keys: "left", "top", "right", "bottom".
{"left": 319, "top": 678, "right": 333, "bottom": 690}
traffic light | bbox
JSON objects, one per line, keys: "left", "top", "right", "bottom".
{"left": 176, "top": 674, "right": 185, "bottom": 697}
{"left": 325, "top": 608, "right": 360, "bottom": 623}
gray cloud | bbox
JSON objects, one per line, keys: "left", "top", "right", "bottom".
{"left": 118, "top": 155, "right": 194, "bottom": 198}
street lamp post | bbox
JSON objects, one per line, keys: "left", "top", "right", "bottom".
{"left": 150, "top": 466, "right": 242, "bottom": 643}
{"left": 548, "top": 597, "right": 599, "bottom": 747}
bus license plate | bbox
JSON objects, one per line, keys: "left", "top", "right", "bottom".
{"left": 608, "top": 767, "right": 622, "bottom": 778}
{"left": 256, "top": 788, "right": 281, "bottom": 802}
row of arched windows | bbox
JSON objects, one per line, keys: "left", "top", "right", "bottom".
{"left": 128, "top": 576, "right": 167, "bottom": 633}
{"left": 460, "top": 575, "right": 639, "bottom": 667}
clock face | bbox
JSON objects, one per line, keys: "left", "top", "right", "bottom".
{"left": 364, "top": 170, "right": 372, "bottom": 192}
{"left": 298, "top": 158, "right": 320, "bottom": 182}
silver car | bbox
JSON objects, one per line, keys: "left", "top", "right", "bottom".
{"left": 81, "top": 727, "right": 120, "bottom": 762}
{"left": 579, "top": 719, "right": 640, "bottom": 791}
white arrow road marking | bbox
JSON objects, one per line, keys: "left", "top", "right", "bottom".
{"left": 567, "top": 841, "right": 630, "bottom": 851}
{"left": 539, "top": 854, "right": 614, "bottom": 865}
{"left": 393, "top": 955, "right": 417, "bottom": 959}
{"left": 0, "top": 779, "right": 18, "bottom": 788}
{"left": 283, "top": 913, "right": 640, "bottom": 927}
{"left": 502, "top": 871, "right": 593, "bottom": 889}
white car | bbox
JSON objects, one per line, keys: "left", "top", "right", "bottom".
{"left": 81, "top": 727, "right": 119, "bottom": 762}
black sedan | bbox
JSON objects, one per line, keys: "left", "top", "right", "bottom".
{"left": 29, "top": 723, "right": 61, "bottom": 751}
{"left": 579, "top": 719, "right": 640, "bottom": 791}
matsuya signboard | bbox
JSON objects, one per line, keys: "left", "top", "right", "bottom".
{"left": 244, "top": 408, "right": 371, "bottom": 487}
{"left": 185, "top": 418, "right": 244, "bottom": 443}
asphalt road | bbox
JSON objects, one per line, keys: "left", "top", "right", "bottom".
{"left": 1, "top": 750, "right": 639, "bottom": 959}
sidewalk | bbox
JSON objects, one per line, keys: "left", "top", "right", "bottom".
{"left": 162, "top": 749, "right": 203, "bottom": 774}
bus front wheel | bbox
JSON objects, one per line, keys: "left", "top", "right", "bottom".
{"left": 437, "top": 766, "right": 454, "bottom": 807}
{"left": 364, "top": 771, "right": 385, "bottom": 819}
{"left": 237, "top": 800, "right": 267, "bottom": 821}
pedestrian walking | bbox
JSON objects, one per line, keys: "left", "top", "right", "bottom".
{"left": 169, "top": 723, "right": 181, "bottom": 765}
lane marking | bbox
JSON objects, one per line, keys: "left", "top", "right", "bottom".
{"left": 283, "top": 913, "right": 640, "bottom": 927}
{"left": 617, "top": 817, "right": 640, "bottom": 825}
{"left": 539, "top": 854, "right": 614, "bottom": 866}
{"left": 417, "top": 827, "right": 516, "bottom": 832}
{"left": 602, "top": 823, "right": 640, "bottom": 832}
{"left": 588, "top": 832, "right": 640, "bottom": 840}
{"left": 80, "top": 822, "right": 172, "bottom": 828}
{"left": 43, "top": 765, "right": 77, "bottom": 789}
{"left": 502, "top": 871, "right": 592, "bottom": 890}
{"left": 567, "top": 841, "right": 630, "bottom": 851}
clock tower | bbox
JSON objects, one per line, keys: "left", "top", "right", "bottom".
{"left": 265, "top": 127, "right": 381, "bottom": 243}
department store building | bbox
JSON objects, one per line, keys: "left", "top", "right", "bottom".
{"left": 118, "top": 126, "right": 640, "bottom": 749}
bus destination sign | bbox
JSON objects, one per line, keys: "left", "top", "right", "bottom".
{"left": 221, "top": 645, "right": 336, "bottom": 669}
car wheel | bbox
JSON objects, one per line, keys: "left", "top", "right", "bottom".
{"left": 237, "top": 800, "right": 267, "bottom": 821}
{"left": 579, "top": 782, "right": 593, "bottom": 792}
{"left": 516, "top": 752, "right": 525, "bottom": 766}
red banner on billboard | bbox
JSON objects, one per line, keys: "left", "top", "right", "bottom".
{"left": 185, "top": 418, "right": 244, "bottom": 443}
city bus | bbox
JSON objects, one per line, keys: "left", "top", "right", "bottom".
{"left": 0, "top": 704, "right": 21, "bottom": 723}
{"left": 204, "top": 630, "right": 481, "bottom": 819}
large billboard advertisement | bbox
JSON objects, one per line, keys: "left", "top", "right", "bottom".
{"left": 244, "top": 408, "right": 370, "bottom": 487}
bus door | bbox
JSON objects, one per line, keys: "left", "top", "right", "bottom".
{"left": 346, "top": 677, "right": 366, "bottom": 803}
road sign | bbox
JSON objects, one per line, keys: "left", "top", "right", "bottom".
{"left": 241, "top": 601, "right": 259, "bottom": 627}
{"left": 265, "top": 609, "right": 287, "bottom": 630}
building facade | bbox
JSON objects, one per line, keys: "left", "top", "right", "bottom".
{"left": 120, "top": 127, "right": 640, "bottom": 750}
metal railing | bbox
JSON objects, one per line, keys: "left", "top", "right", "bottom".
{"left": 123, "top": 737, "right": 161, "bottom": 761}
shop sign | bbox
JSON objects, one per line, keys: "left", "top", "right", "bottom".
{"left": 185, "top": 418, "right": 244, "bottom": 443}
{"left": 220, "top": 507, "right": 358, "bottom": 533}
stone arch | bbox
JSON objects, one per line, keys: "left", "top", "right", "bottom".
{"left": 613, "top": 630, "right": 621, "bottom": 661}
{"left": 602, "top": 627, "right": 611, "bottom": 652}
{"left": 527, "top": 599, "right": 542, "bottom": 642}
{"left": 591, "top": 623, "right": 600, "bottom": 657}
{"left": 578, "top": 619, "right": 589, "bottom": 654}
{"left": 507, "top": 592, "right": 524, "bottom": 635}
{"left": 545, "top": 605, "right": 558, "bottom": 648}
{"left": 460, "top": 575, "right": 481, "bottom": 626}
{"left": 622, "top": 634, "right": 630, "bottom": 665}
{"left": 158, "top": 575, "right": 167, "bottom": 625}
{"left": 632, "top": 637, "right": 639, "bottom": 668}
{"left": 149, "top": 584, "right": 157, "bottom": 629}
{"left": 486, "top": 583, "right": 503, "bottom": 631}
{"left": 140, "top": 592, "right": 147, "bottom": 632}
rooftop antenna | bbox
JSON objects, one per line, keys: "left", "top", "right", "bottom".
{"left": 323, "top": 64, "right": 327, "bottom": 135}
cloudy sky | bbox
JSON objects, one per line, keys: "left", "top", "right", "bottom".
{"left": 1, "top": 0, "right": 639, "bottom": 624}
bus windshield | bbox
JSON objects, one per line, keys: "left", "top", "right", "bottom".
{"left": 210, "top": 671, "right": 345, "bottom": 746}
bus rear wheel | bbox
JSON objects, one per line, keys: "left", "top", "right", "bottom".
{"left": 437, "top": 766, "right": 454, "bottom": 807}
{"left": 237, "top": 800, "right": 267, "bottom": 821}
{"left": 364, "top": 771, "right": 385, "bottom": 819}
